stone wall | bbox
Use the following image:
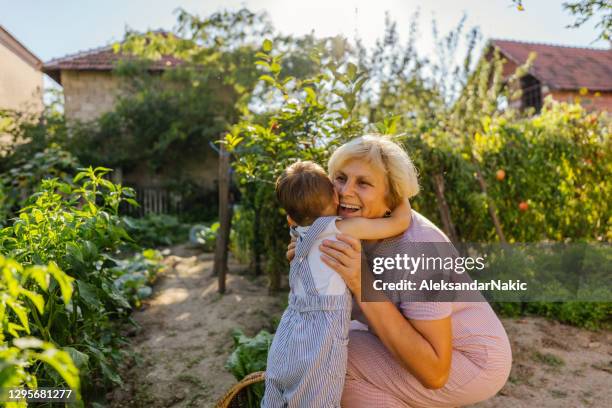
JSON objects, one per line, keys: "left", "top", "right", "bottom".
{"left": 62, "top": 70, "right": 123, "bottom": 122}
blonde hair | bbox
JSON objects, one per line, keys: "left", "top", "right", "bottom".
{"left": 327, "top": 135, "right": 420, "bottom": 209}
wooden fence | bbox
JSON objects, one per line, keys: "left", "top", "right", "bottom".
{"left": 119, "top": 185, "right": 183, "bottom": 217}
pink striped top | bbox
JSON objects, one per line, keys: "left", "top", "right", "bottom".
{"left": 353, "top": 210, "right": 513, "bottom": 392}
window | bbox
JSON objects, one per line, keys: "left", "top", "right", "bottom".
{"left": 520, "top": 74, "right": 542, "bottom": 113}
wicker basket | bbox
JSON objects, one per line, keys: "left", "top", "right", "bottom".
{"left": 215, "top": 371, "right": 266, "bottom": 408}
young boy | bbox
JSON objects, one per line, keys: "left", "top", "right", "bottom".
{"left": 262, "top": 160, "right": 411, "bottom": 408}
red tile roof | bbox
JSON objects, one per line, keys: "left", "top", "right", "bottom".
{"left": 490, "top": 39, "right": 612, "bottom": 91}
{"left": 43, "top": 44, "right": 183, "bottom": 84}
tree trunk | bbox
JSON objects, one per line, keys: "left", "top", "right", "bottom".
{"left": 213, "top": 143, "right": 232, "bottom": 293}
{"left": 432, "top": 172, "right": 459, "bottom": 243}
{"left": 474, "top": 167, "right": 507, "bottom": 244}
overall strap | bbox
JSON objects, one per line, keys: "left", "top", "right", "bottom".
{"left": 292, "top": 216, "right": 338, "bottom": 296}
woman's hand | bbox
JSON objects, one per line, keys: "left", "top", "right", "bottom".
{"left": 320, "top": 233, "right": 362, "bottom": 296}
{"left": 286, "top": 236, "right": 296, "bottom": 262}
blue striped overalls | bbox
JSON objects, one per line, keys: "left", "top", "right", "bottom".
{"left": 262, "top": 216, "right": 352, "bottom": 408}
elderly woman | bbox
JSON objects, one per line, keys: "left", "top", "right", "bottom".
{"left": 289, "top": 135, "right": 512, "bottom": 407}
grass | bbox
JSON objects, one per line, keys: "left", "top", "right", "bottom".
{"left": 532, "top": 351, "right": 565, "bottom": 368}
{"left": 177, "top": 373, "right": 205, "bottom": 388}
{"left": 550, "top": 389, "right": 568, "bottom": 399}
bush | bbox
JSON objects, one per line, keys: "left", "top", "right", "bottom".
{"left": 0, "top": 144, "right": 79, "bottom": 227}
{"left": 109, "top": 248, "right": 165, "bottom": 308}
{"left": 0, "top": 166, "right": 140, "bottom": 399}
{"left": 0, "top": 255, "right": 82, "bottom": 403}
{"left": 122, "top": 213, "right": 191, "bottom": 248}
{"left": 225, "top": 329, "right": 273, "bottom": 407}
{"left": 409, "top": 101, "right": 611, "bottom": 243}
{"left": 189, "top": 222, "right": 219, "bottom": 252}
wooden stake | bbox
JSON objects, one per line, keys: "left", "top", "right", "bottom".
{"left": 214, "top": 142, "right": 232, "bottom": 293}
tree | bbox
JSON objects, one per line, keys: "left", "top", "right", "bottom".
{"left": 512, "top": 0, "right": 612, "bottom": 41}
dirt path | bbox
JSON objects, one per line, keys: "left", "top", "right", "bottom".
{"left": 470, "top": 318, "right": 611, "bottom": 408}
{"left": 107, "top": 244, "right": 285, "bottom": 407}
{"left": 109, "top": 244, "right": 611, "bottom": 407}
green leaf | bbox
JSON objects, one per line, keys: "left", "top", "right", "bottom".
{"left": 75, "top": 280, "right": 102, "bottom": 308}
{"left": 73, "top": 172, "right": 87, "bottom": 184}
{"left": 66, "top": 242, "right": 84, "bottom": 264}
{"left": 353, "top": 76, "right": 368, "bottom": 94}
{"left": 346, "top": 62, "right": 357, "bottom": 81}
{"left": 35, "top": 346, "right": 80, "bottom": 391}
{"left": 259, "top": 75, "right": 276, "bottom": 85}
{"left": 63, "top": 347, "right": 90, "bottom": 372}
{"left": 48, "top": 262, "right": 74, "bottom": 304}
{"left": 6, "top": 299, "right": 30, "bottom": 334}
{"left": 2, "top": 263, "right": 20, "bottom": 297}
{"left": 262, "top": 39, "right": 273, "bottom": 52}
{"left": 99, "top": 360, "right": 122, "bottom": 385}
{"left": 20, "top": 289, "right": 45, "bottom": 314}
{"left": 125, "top": 198, "right": 140, "bottom": 208}
{"left": 270, "top": 62, "right": 281, "bottom": 74}
{"left": 304, "top": 87, "right": 317, "bottom": 104}
{"left": 107, "top": 285, "right": 132, "bottom": 309}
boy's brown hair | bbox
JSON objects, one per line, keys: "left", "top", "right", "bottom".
{"left": 275, "top": 161, "right": 335, "bottom": 226}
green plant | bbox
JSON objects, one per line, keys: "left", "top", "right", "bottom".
{"left": 0, "top": 255, "right": 81, "bottom": 405}
{"left": 109, "top": 249, "right": 165, "bottom": 308}
{"left": 0, "top": 166, "right": 139, "bottom": 399}
{"left": 226, "top": 37, "right": 367, "bottom": 291}
{"left": 122, "top": 213, "right": 190, "bottom": 247}
{"left": 225, "top": 329, "right": 273, "bottom": 407}
{"left": 189, "top": 222, "right": 219, "bottom": 251}
{"left": 0, "top": 144, "right": 79, "bottom": 227}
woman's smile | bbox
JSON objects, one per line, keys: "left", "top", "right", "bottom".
{"left": 339, "top": 202, "right": 362, "bottom": 217}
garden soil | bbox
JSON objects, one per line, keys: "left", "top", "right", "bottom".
{"left": 107, "top": 244, "right": 611, "bottom": 408}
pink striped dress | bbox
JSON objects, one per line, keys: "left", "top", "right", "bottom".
{"left": 343, "top": 210, "right": 512, "bottom": 407}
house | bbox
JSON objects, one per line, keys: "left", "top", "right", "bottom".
{"left": 0, "top": 26, "right": 44, "bottom": 153}
{"left": 0, "top": 25, "right": 43, "bottom": 113}
{"left": 488, "top": 39, "right": 612, "bottom": 113}
{"left": 43, "top": 44, "right": 181, "bottom": 122}
{"left": 43, "top": 43, "right": 218, "bottom": 217}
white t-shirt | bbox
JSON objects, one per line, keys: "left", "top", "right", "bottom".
{"left": 293, "top": 217, "right": 347, "bottom": 296}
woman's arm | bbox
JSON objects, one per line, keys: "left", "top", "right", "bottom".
{"left": 336, "top": 199, "right": 412, "bottom": 240}
{"left": 320, "top": 234, "right": 453, "bottom": 389}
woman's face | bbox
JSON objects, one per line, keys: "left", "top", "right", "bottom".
{"left": 332, "top": 159, "right": 390, "bottom": 219}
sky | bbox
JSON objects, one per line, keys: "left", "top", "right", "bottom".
{"left": 1, "top": 0, "right": 609, "bottom": 88}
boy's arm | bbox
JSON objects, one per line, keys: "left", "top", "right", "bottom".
{"left": 336, "top": 199, "right": 412, "bottom": 240}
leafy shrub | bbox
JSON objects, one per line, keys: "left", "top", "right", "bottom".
{"left": 122, "top": 213, "right": 190, "bottom": 248}
{"left": 225, "top": 329, "right": 273, "bottom": 407}
{"left": 230, "top": 204, "right": 256, "bottom": 264}
{"left": 109, "top": 249, "right": 165, "bottom": 308}
{"left": 227, "top": 38, "right": 367, "bottom": 291}
{"left": 0, "top": 166, "right": 139, "bottom": 399}
{"left": 0, "top": 255, "right": 81, "bottom": 403}
{"left": 189, "top": 222, "right": 219, "bottom": 251}
{"left": 0, "top": 144, "right": 79, "bottom": 227}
